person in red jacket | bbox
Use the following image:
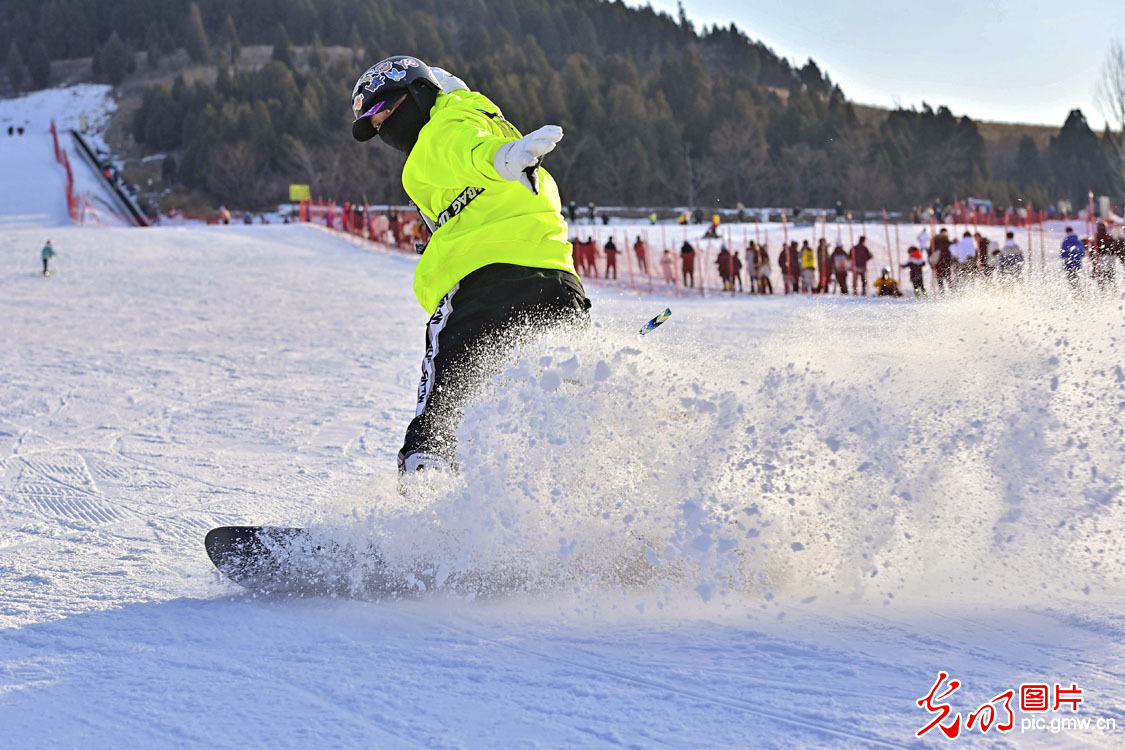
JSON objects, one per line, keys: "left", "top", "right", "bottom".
{"left": 716, "top": 243, "right": 732, "bottom": 291}
{"left": 681, "top": 240, "right": 696, "bottom": 288}
{"left": 603, "top": 236, "right": 618, "bottom": 279}
{"left": 633, "top": 236, "right": 649, "bottom": 274}
{"left": 849, "top": 235, "right": 872, "bottom": 295}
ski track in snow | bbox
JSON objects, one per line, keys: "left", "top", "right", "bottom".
{"left": 0, "top": 221, "right": 1122, "bottom": 748}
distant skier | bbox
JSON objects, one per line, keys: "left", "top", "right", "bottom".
{"left": 350, "top": 56, "right": 589, "bottom": 474}
{"left": 41, "top": 240, "right": 56, "bottom": 276}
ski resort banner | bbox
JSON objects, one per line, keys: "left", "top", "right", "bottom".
{"left": 288, "top": 184, "right": 311, "bottom": 201}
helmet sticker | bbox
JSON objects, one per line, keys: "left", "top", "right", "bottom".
{"left": 385, "top": 68, "right": 406, "bottom": 82}
{"left": 353, "top": 94, "right": 364, "bottom": 113}
{"left": 398, "top": 58, "right": 420, "bottom": 69}
{"left": 364, "top": 77, "right": 386, "bottom": 93}
{"left": 373, "top": 61, "right": 394, "bottom": 74}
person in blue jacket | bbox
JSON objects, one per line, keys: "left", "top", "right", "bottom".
{"left": 41, "top": 240, "right": 57, "bottom": 276}
{"left": 1059, "top": 226, "right": 1085, "bottom": 286}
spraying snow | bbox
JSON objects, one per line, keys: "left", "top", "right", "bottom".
{"left": 2, "top": 222, "right": 1123, "bottom": 747}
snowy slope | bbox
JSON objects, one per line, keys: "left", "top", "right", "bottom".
{"left": 0, "top": 223, "right": 1123, "bottom": 748}
{"left": 0, "top": 84, "right": 129, "bottom": 228}
{"left": 0, "top": 134, "right": 71, "bottom": 228}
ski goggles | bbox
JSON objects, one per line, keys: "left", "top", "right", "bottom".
{"left": 352, "top": 92, "right": 406, "bottom": 123}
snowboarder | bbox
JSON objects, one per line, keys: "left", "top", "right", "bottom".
{"left": 350, "top": 56, "right": 590, "bottom": 474}
{"left": 41, "top": 240, "right": 56, "bottom": 276}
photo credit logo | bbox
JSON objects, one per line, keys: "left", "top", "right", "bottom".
{"left": 914, "top": 672, "right": 1116, "bottom": 740}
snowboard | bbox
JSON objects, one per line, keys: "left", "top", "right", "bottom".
{"left": 205, "top": 525, "right": 387, "bottom": 596}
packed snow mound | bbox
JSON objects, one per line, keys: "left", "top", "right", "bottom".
{"left": 323, "top": 278, "right": 1125, "bottom": 605}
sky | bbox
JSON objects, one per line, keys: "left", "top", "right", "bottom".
{"left": 634, "top": 0, "right": 1124, "bottom": 130}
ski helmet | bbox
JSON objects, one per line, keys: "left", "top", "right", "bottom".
{"left": 351, "top": 55, "right": 440, "bottom": 151}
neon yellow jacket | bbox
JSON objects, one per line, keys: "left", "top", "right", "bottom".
{"left": 800, "top": 246, "right": 816, "bottom": 270}
{"left": 402, "top": 90, "right": 576, "bottom": 314}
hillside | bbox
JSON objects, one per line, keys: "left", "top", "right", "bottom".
{"left": 2, "top": 0, "right": 1116, "bottom": 212}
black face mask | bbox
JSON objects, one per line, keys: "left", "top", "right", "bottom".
{"left": 378, "top": 87, "right": 437, "bottom": 155}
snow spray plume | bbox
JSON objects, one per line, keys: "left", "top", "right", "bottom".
{"left": 337, "top": 275, "right": 1124, "bottom": 606}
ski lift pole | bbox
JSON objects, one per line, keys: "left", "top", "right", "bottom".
{"left": 883, "top": 208, "right": 896, "bottom": 283}
{"left": 894, "top": 222, "right": 903, "bottom": 286}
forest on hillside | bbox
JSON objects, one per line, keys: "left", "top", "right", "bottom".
{"left": 2, "top": 0, "right": 1119, "bottom": 211}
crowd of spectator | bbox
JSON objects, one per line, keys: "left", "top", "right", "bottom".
{"left": 307, "top": 200, "right": 1125, "bottom": 298}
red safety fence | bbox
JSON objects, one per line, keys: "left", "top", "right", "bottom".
{"left": 49, "top": 120, "right": 93, "bottom": 224}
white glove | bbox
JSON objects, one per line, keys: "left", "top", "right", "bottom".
{"left": 430, "top": 67, "right": 468, "bottom": 94}
{"left": 493, "top": 125, "right": 563, "bottom": 195}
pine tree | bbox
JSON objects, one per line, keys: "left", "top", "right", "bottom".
{"left": 184, "top": 3, "right": 210, "bottom": 64}
{"left": 272, "top": 24, "right": 294, "bottom": 69}
{"left": 145, "top": 22, "right": 162, "bottom": 70}
{"left": 308, "top": 32, "right": 325, "bottom": 70}
{"left": 97, "top": 32, "right": 132, "bottom": 86}
{"left": 6, "top": 41, "right": 24, "bottom": 92}
{"left": 27, "top": 39, "right": 50, "bottom": 89}
{"left": 222, "top": 14, "right": 240, "bottom": 65}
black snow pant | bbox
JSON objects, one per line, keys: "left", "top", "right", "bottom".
{"left": 398, "top": 263, "right": 591, "bottom": 471}
{"left": 42, "top": 258, "right": 49, "bottom": 275}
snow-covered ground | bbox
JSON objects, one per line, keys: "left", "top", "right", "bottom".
{"left": 1, "top": 219, "right": 1123, "bottom": 748}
